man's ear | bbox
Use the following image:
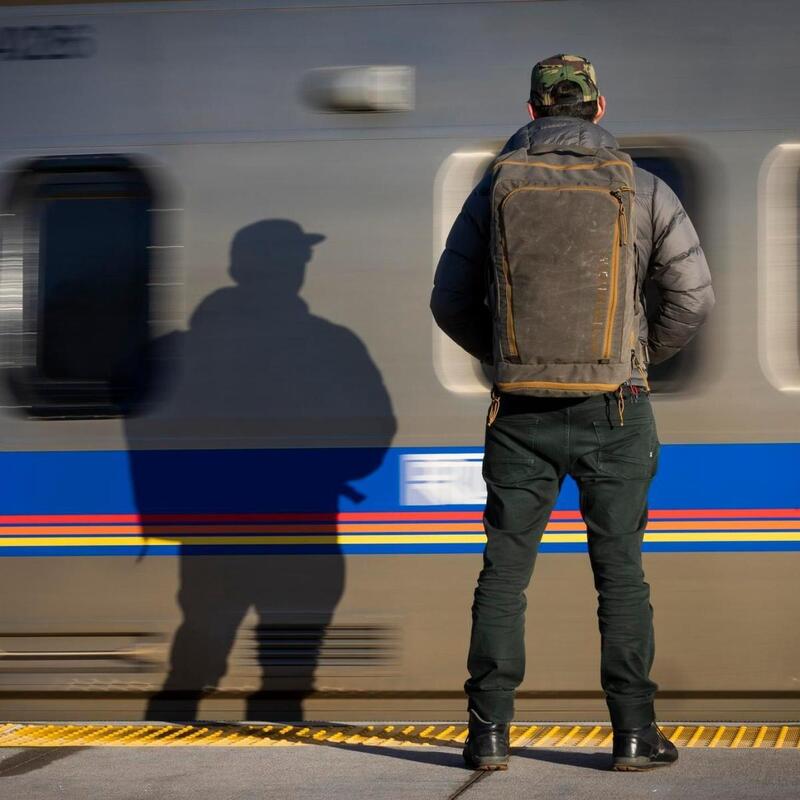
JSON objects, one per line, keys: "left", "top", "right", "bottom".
{"left": 527, "top": 101, "right": 537, "bottom": 121}
{"left": 593, "top": 95, "right": 607, "bottom": 123}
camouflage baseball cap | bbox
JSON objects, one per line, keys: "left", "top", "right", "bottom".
{"left": 530, "top": 54, "right": 599, "bottom": 107}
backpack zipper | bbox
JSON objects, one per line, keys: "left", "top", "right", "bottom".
{"left": 602, "top": 186, "right": 633, "bottom": 360}
{"left": 611, "top": 187, "right": 633, "bottom": 246}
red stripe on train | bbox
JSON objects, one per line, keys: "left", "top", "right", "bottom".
{"left": 0, "top": 509, "right": 797, "bottom": 525}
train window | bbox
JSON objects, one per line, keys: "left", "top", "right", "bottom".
{"left": 433, "top": 144, "right": 707, "bottom": 395}
{"left": 628, "top": 156, "right": 687, "bottom": 205}
{"left": 624, "top": 146, "right": 705, "bottom": 394}
{"left": 759, "top": 144, "right": 800, "bottom": 392}
{"left": 1, "top": 156, "right": 154, "bottom": 417}
{"left": 431, "top": 148, "right": 496, "bottom": 395}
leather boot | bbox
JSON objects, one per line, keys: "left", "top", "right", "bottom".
{"left": 612, "top": 722, "right": 679, "bottom": 771}
{"left": 462, "top": 709, "right": 510, "bottom": 770}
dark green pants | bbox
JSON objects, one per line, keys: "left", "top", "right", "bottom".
{"left": 465, "top": 388, "right": 659, "bottom": 730}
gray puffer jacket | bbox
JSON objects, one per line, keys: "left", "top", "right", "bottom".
{"left": 430, "top": 116, "right": 714, "bottom": 370}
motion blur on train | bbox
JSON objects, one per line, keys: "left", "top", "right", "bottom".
{"left": 0, "top": 0, "right": 798, "bottom": 723}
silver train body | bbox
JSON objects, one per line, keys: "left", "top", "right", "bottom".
{"left": 0, "top": 0, "right": 798, "bottom": 721}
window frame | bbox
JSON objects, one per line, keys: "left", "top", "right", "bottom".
{"left": 621, "top": 139, "right": 707, "bottom": 394}
{"left": 1, "top": 154, "right": 158, "bottom": 418}
{"left": 431, "top": 146, "right": 498, "bottom": 396}
{"left": 758, "top": 142, "right": 800, "bottom": 394}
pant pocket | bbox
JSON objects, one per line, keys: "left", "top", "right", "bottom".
{"left": 482, "top": 417, "right": 540, "bottom": 486}
{"left": 592, "top": 418, "right": 658, "bottom": 479}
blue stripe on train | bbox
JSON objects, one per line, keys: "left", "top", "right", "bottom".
{"left": 0, "top": 442, "right": 798, "bottom": 513}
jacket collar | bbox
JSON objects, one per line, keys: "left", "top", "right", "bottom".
{"left": 500, "top": 117, "right": 619, "bottom": 155}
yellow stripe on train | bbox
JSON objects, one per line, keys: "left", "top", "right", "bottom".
{"left": 3, "top": 531, "right": 800, "bottom": 547}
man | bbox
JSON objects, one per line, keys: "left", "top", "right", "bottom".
{"left": 430, "top": 54, "right": 714, "bottom": 771}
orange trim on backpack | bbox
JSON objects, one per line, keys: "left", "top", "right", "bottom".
{"left": 496, "top": 380, "right": 621, "bottom": 392}
{"left": 494, "top": 159, "right": 633, "bottom": 172}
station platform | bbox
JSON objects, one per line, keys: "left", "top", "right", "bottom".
{"left": 0, "top": 722, "right": 798, "bottom": 799}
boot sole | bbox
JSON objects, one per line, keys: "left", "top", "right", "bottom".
{"left": 463, "top": 753, "right": 509, "bottom": 771}
{"left": 612, "top": 759, "right": 677, "bottom": 772}
{"left": 467, "top": 761, "right": 509, "bottom": 771}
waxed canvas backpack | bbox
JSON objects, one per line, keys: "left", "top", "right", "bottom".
{"left": 489, "top": 144, "right": 641, "bottom": 397}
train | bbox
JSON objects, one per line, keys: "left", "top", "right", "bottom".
{"left": 0, "top": 0, "right": 798, "bottom": 723}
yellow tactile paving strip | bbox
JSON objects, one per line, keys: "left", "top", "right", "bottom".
{"left": 0, "top": 723, "right": 798, "bottom": 749}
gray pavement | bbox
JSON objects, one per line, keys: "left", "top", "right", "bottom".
{"left": 0, "top": 744, "right": 798, "bottom": 800}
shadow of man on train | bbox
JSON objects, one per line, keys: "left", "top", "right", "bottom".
{"left": 124, "top": 218, "right": 396, "bottom": 722}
